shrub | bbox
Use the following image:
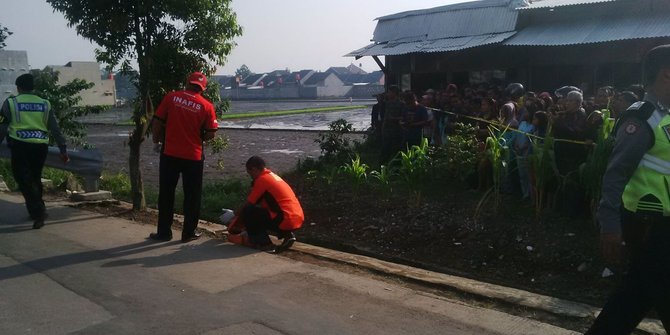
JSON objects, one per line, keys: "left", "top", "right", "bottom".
{"left": 200, "top": 179, "right": 247, "bottom": 221}
{"left": 315, "top": 119, "right": 355, "bottom": 161}
{"left": 431, "top": 122, "right": 479, "bottom": 183}
{"left": 100, "top": 172, "right": 132, "bottom": 199}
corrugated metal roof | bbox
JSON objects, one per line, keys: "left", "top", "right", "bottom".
{"left": 504, "top": 12, "right": 670, "bottom": 45}
{"left": 373, "top": 0, "right": 517, "bottom": 43}
{"left": 516, "top": 0, "right": 617, "bottom": 10}
{"left": 377, "top": 0, "right": 510, "bottom": 21}
{"left": 346, "top": 32, "right": 516, "bottom": 57}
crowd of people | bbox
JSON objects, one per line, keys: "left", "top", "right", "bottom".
{"left": 370, "top": 78, "right": 644, "bottom": 209}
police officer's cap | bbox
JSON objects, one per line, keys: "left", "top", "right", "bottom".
{"left": 643, "top": 44, "right": 670, "bottom": 86}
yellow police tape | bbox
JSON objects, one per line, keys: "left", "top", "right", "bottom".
{"left": 426, "top": 107, "right": 596, "bottom": 146}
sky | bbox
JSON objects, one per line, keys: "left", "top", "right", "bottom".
{"left": 0, "top": 0, "right": 464, "bottom": 75}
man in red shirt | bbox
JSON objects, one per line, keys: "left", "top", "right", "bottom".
{"left": 237, "top": 155, "right": 304, "bottom": 252}
{"left": 149, "top": 72, "right": 218, "bottom": 243}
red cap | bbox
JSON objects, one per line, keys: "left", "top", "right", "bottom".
{"left": 188, "top": 72, "right": 207, "bottom": 90}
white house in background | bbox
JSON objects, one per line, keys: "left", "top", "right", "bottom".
{"left": 48, "top": 61, "right": 115, "bottom": 106}
{"left": 0, "top": 50, "right": 30, "bottom": 103}
{"left": 302, "top": 72, "right": 351, "bottom": 98}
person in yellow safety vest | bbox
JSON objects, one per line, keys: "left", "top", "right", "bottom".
{"left": 0, "top": 73, "right": 69, "bottom": 229}
{"left": 586, "top": 45, "right": 670, "bottom": 335}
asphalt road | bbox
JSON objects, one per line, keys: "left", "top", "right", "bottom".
{"left": 0, "top": 193, "right": 580, "bottom": 335}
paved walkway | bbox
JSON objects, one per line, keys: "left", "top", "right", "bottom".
{"left": 0, "top": 193, "right": 580, "bottom": 335}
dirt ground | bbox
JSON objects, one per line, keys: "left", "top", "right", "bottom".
{"left": 84, "top": 124, "right": 619, "bottom": 315}
{"left": 85, "top": 124, "right": 341, "bottom": 188}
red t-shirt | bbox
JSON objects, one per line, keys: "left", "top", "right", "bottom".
{"left": 247, "top": 169, "right": 304, "bottom": 231}
{"left": 155, "top": 90, "right": 218, "bottom": 161}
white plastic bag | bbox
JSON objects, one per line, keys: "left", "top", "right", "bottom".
{"left": 219, "top": 208, "right": 235, "bottom": 225}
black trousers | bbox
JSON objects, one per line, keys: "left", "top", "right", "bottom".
{"left": 10, "top": 140, "right": 48, "bottom": 220}
{"left": 238, "top": 204, "right": 282, "bottom": 245}
{"left": 157, "top": 154, "right": 203, "bottom": 238}
{"left": 586, "top": 212, "right": 670, "bottom": 334}
{"left": 380, "top": 133, "right": 402, "bottom": 164}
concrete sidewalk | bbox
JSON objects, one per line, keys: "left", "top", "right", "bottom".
{"left": 0, "top": 193, "right": 582, "bottom": 335}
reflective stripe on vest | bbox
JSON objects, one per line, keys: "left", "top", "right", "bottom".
{"left": 7, "top": 94, "right": 51, "bottom": 144}
{"left": 638, "top": 154, "right": 670, "bottom": 175}
{"left": 622, "top": 109, "right": 670, "bottom": 216}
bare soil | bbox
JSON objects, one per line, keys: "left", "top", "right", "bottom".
{"left": 86, "top": 124, "right": 332, "bottom": 188}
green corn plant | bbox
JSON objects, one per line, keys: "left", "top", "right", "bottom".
{"left": 473, "top": 125, "right": 509, "bottom": 227}
{"left": 306, "top": 165, "right": 340, "bottom": 186}
{"left": 340, "top": 154, "right": 369, "bottom": 193}
{"left": 580, "top": 109, "right": 615, "bottom": 224}
{"left": 528, "top": 124, "right": 559, "bottom": 222}
{"left": 321, "top": 166, "right": 341, "bottom": 186}
{"left": 396, "top": 137, "right": 431, "bottom": 206}
{"left": 370, "top": 164, "right": 394, "bottom": 194}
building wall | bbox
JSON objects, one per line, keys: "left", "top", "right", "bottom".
{"left": 221, "top": 87, "right": 302, "bottom": 100}
{"left": 0, "top": 50, "right": 30, "bottom": 102}
{"left": 50, "top": 61, "right": 115, "bottom": 106}
{"left": 352, "top": 85, "right": 385, "bottom": 98}
{"left": 311, "top": 74, "right": 350, "bottom": 98}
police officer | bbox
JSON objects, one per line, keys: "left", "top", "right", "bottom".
{"left": 0, "top": 73, "right": 69, "bottom": 229}
{"left": 587, "top": 45, "right": 670, "bottom": 334}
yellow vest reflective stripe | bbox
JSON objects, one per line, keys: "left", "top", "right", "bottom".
{"left": 7, "top": 94, "right": 51, "bottom": 144}
{"left": 622, "top": 110, "right": 670, "bottom": 215}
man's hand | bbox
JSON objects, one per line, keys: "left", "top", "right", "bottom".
{"left": 601, "top": 233, "right": 623, "bottom": 266}
{"left": 153, "top": 142, "right": 162, "bottom": 154}
{"left": 60, "top": 152, "right": 70, "bottom": 164}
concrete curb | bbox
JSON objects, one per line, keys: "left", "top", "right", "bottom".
{"left": 285, "top": 241, "right": 668, "bottom": 334}
{"left": 66, "top": 199, "right": 665, "bottom": 335}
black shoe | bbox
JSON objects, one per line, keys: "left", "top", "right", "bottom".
{"left": 181, "top": 231, "right": 202, "bottom": 243}
{"left": 257, "top": 242, "right": 277, "bottom": 253}
{"left": 32, "top": 217, "right": 45, "bottom": 229}
{"left": 275, "top": 232, "right": 296, "bottom": 253}
{"left": 148, "top": 233, "right": 172, "bottom": 242}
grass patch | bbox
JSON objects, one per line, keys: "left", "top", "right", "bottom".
{"left": 220, "top": 105, "right": 365, "bottom": 120}
{"left": 115, "top": 105, "right": 366, "bottom": 125}
{"left": 99, "top": 170, "right": 247, "bottom": 223}
{"left": 100, "top": 172, "right": 132, "bottom": 199}
{"left": 200, "top": 179, "right": 247, "bottom": 221}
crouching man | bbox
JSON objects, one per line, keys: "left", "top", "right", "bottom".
{"left": 236, "top": 156, "right": 303, "bottom": 253}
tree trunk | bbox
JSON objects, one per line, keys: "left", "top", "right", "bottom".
{"left": 128, "top": 94, "right": 153, "bottom": 211}
{"left": 129, "top": 124, "right": 146, "bottom": 210}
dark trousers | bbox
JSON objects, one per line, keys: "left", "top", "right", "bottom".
{"left": 238, "top": 204, "right": 281, "bottom": 245}
{"left": 586, "top": 212, "right": 670, "bottom": 334}
{"left": 10, "top": 140, "right": 48, "bottom": 220}
{"left": 380, "top": 134, "right": 402, "bottom": 164}
{"left": 157, "top": 154, "right": 203, "bottom": 238}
